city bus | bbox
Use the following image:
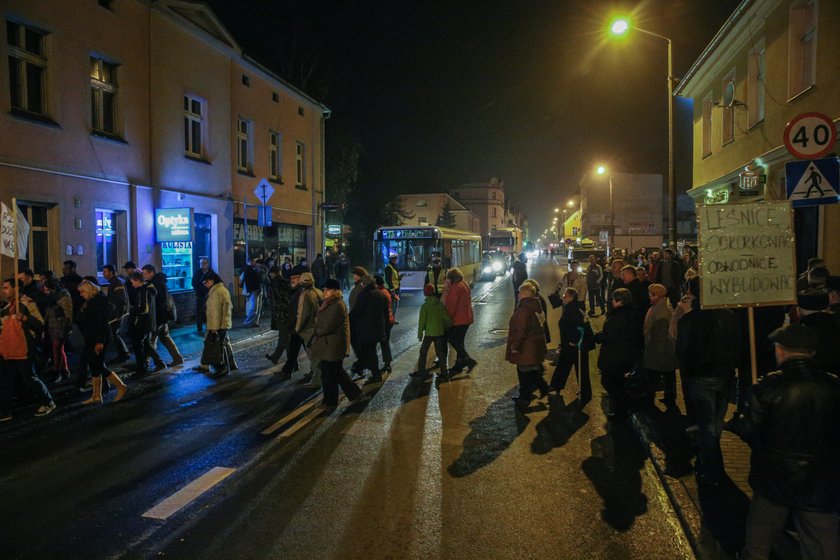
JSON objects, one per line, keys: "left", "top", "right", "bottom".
{"left": 373, "top": 226, "right": 483, "bottom": 293}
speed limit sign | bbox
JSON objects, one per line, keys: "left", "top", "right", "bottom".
{"left": 783, "top": 112, "right": 837, "bottom": 159}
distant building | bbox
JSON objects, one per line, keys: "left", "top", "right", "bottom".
{"left": 395, "top": 193, "right": 480, "bottom": 233}
{"left": 580, "top": 172, "right": 665, "bottom": 252}
{"left": 675, "top": 0, "right": 840, "bottom": 272}
{"left": 450, "top": 178, "right": 507, "bottom": 237}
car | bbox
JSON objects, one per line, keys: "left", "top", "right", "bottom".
{"left": 480, "top": 251, "right": 507, "bottom": 281}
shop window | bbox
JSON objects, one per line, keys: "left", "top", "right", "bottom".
{"left": 194, "top": 213, "right": 212, "bottom": 272}
{"left": 7, "top": 20, "right": 48, "bottom": 116}
{"left": 747, "top": 41, "right": 765, "bottom": 128}
{"left": 184, "top": 95, "right": 205, "bottom": 158}
{"left": 295, "top": 141, "right": 306, "bottom": 187}
{"left": 90, "top": 56, "right": 118, "bottom": 135}
{"left": 269, "top": 130, "right": 281, "bottom": 181}
{"left": 237, "top": 118, "right": 251, "bottom": 173}
{"left": 788, "top": 0, "right": 817, "bottom": 99}
{"left": 95, "top": 209, "right": 117, "bottom": 279}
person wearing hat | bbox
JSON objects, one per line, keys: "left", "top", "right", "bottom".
{"left": 740, "top": 324, "right": 840, "bottom": 560}
{"left": 310, "top": 278, "right": 365, "bottom": 409}
{"left": 424, "top": 254, "right": 447, "bottom": 300}
{"left": 620, "top": 264, "right": 649, "bottom": 324}
{"left": 413, "top": 283, "right": 450, "bottom": 379}
{"left": 295, "top": 272, "right": 323, "bottom": 388}
{"left": 796, "top": 288, "right": 840, "bottom": 375}
{"left": 384, "top": 254, "right": 403, "bottom": 320}
{"left": 825, "top": 275, "right": 840, "bottom": 313}
{"left": 347, "top": 266, "right": 368, "bottom": 376}
{"left": 277, "top": 273, "right": 305, "bottom": 379}
{"left": 265, "top": 265, "right": 292, "bottom": 366}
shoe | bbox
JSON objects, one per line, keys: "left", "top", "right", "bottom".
{"left": 167, "top": 359, "right": 185, "bottom": 368}
{"left": 465, "top": 358, "right": 478, "bottom": 373}
{"left": 211, "top": 366, "right": 229, "bottom": 378}
{"left": 265, "top": 354, "right": 279, "bottom": 364}
{"left": 275, "top": 370, "right": 292, "bottom": 380}
{"left": 298, "top": 373, "right": 313, "bottom": 384}
{"left": 114, "top": 385, "right": 128, "bottom": 402}
{"left": 151, "top": 363, "right": 166, "bottom": 373}
{"left": 55, "top": 370, "right": 71, "bottom": 383}
{"left": 348, "top": 393, "right": 369, "bottom": 405}
{"left": 192, "top": 366, "right": 210, "bottom": 373}
{"left": 35, "top": 402, "right": 57, "bottom": 416}
{"left": 410, "top": 370, "right": 426, "bottom": 379}
{"left": 0, "top": 411, "right": 12, "bottom": 422}
{"left": 382, "top": 364, "right": 392, "bottom": 374}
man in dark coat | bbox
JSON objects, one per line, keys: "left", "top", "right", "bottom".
{"left": 277, "top": 274, "right": 304, "bottom": 379}
{"left": 511, "top": 253, "right": 528, "bottom": 304}
{"left": 550, "top": 287, "right": 591, "bottom": 404}
{"left": 676, "top": 277, "right": 739, "bottom": 486}
{"left": 740, "top": 324, "right": 840, "bottom": 560}
{"left": 265, "top": 265, "right": 292, "bottom": 366}
{"left": 349, "top": 275, "right": 387, "bottom": 384}
{"left": 620, "top": 265, "right": 649, "bottom": 326}
{"left": 60, "top": 260, "right": 85, "bottom": 318}
{"left": 654, "top": 248, "right": 683, "bottom": 308}
{"left": 142, "top": 265, "right": 183, "bottom": 368}
{"left": 102, "top": 264, "right": 130, "bottom": 361}
{"left": 127, "top": 271, "right": 160, "bottom": 376}
{"left": 192, "top": 258, "right": 211, "bottom": 334}
{"left": 595, "top": 288, "right": 641, "bottom": 419}
{"left": 311, "top": 253, "right": 328, "bottom": 289}
{"left": 796, "top": 289, "right": 840, "bottom": 375}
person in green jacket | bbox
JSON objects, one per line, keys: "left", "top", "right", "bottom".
{"left": 412, "top": 284, "right": 451, "bottom": 379}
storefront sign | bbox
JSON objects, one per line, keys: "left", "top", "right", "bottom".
{"left": 697, "top": 201, "right": 796, "bottom": 308}
{"left": 703, "top": 189, "right": 729, "bottom": 205}
{"left": 327, "top": 224, "right": 341, "bottom": 236}
{"left": 155, "top": 208, "right": 193, "bottom": 242}
{"left": 738, "top": 170, "right": 765, "bottom": 196}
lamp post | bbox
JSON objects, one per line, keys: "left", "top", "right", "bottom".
{"left": 596, "top": 166, "right": 614, "bottom": 257}
{"left": 610, "top": 18, "right": 675, "bottom": 248}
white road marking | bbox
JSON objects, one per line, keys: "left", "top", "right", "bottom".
{"left": 142, "top": 467, "right": 236, "bottom": 520}
{"left": 261, "top": 397, "right": 322, "bottom": 435}
{"left": 278, "top": 405, "right": 330, "bottom": 438}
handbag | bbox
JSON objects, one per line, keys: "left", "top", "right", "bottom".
{"left": 201, "top": 331, "right": 225, "bottom": 366}
{"left": 547, "top": 291, "right": 562, "bottom": 309}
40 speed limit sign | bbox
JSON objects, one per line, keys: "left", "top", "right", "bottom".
{"left": 784, "top": 112, "right": 837, "bottom": 160}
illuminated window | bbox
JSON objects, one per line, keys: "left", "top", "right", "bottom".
{"left": 295, "top": 141, "right": 305, "bottom": 186}
{"left": 90, "top": 57, "right": 118, "bottom": 135}
{"left": 788, "top": 0, "right": 817, "bottom": 98}
{"left": 237, "top": 118, "right": 251, "bottom": 172}
{"left": 269, "top": 130, "right": 281, "bottom": 180}
{"left": 184, "top": 95, "right": 204, "bottom": 158}
{"left": 95, "top": 209, "right": 117, "bottom": 274}
{"left": 721, "top": 72, "right": 735, "bottom": 145}
{"left": 747, "top": 41, "right": 765, "bottom": 127}
{"left": 7, "top": 20, "right": 48, "bottom": 116}
{"left": 702, "top": 91, "right": 713, "bottom": 157}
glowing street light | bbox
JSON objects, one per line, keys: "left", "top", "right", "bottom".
{"left": 607, "top": 15, "right": 675, "bottom": 248}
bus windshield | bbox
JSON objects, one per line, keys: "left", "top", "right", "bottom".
{"left": 375, "top": 238, "right": 438, "bottom": 270}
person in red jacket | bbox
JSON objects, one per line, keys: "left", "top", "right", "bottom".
{"left": 444, "top": 267, "right": 477, "bottom": 374}
{"left": 507, "top": 282, "right": 549, "bottom": 409}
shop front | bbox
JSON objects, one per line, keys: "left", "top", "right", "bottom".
{"left": 233, "top": 218, "right": 308, "bottom": 270}
{"left": 155, "top": 207, "right": 214, "bottom": 293}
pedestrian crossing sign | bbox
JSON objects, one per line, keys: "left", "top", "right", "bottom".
{"left": 785, "top": 157, "right": 840, "bottom": 208}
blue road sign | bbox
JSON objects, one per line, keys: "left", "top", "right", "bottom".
{"left": 786, "top": 157, "right": 840, "bottom": 208}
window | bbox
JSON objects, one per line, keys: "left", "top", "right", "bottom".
{"left": 183, "top": 95, "right": 204, "bottom": 158}
{"left": 7, "top": 20, "right": 48, "bottom": 116}
{"left": 272, "top": 92, "right": 279, "bottom": 103}
{"left": 237, "top": 118, "right": 251, "bottom": 172}
{"left": 16, "top": 203, "right": 50, "bottom": 273}
{"left": 788, "top": 0, "right": 817, "bottom": 98}
{"left": 241, "top": 74, "right": 250, "bottom": 86}
{"left": 492, "top": 207, "right": 496, "bottom": 217}
{"left": 721, "top": 73, "right": 735, "bottom": 145}
{"left": 298, "top": 106, "right": 304, "bottom": 116}
{"left": 95, "top": 209, "right": 117, "bottom": 275}
{"left": 295, "top": 141, "right": 305, "bottom": 186}
{"left": 702, "top": 91, "right": 713, "bottom": 157}
{"left": 269, "top": 131, "right": 281, "bottom": 180}
{"left": 747, "top": 41, "right": 765, "bottom": 128}
{"left": 90, "top": 57, "right": 118, "bottom": 135}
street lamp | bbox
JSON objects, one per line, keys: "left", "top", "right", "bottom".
{"left": 596, "top": 165, "right": 614, "bottom": 257}
{"left": 609, "top": 17, "right": 675, "bottom": 248}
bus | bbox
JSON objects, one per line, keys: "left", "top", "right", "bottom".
{"left": 487, "top": 227, "right": 523, "bottom": 256}
{"left": 373, "top": 226, "right": 483, "bottom": 292}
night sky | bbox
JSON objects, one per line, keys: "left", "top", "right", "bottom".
{"left": 207, "top": 0, "right": 741, "bottom": 236}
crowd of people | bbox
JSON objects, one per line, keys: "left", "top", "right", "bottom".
{"left": 504, "top": 248, "right": 840, "bottom": 559}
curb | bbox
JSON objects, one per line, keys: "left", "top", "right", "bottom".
{"left": 630, "top": 412, "right": 702, "bottom": 559}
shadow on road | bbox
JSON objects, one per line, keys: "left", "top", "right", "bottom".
{"left": 447, "top": 387, "right": 530, "bottom": 478}
{"left": 530, "top": 395, "right": 589, "bottom": 455}
{"left": 582, "top": 421, "right": 649, "bottom": 532}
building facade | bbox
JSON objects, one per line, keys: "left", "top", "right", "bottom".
{"left": 0, "top": 0, "right": 328, "bottom": 316}
{"left": 450, "top": 178, "right": 507, "bottom": 238}
{"left": 675, "top": 0, "right": 840, "bottom": 272}
{"left": 580, "top": 171, "right": 665, "bottom": 252}
{"left": 395, "top": 193, "right": 481, "bottom": 233}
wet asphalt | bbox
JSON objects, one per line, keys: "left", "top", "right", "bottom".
{"left": 0, "top": 258, "right": 693, "bottom": 560}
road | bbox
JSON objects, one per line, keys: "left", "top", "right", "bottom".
{"left": 0, "top": 258, "right": 693, "bottom": 560}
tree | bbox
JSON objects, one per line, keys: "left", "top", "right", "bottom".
{"left": 436, "top": 200, "right": 457, "bottom": 228}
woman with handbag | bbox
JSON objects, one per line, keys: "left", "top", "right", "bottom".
{"left": 194, "top": 272, "right": 236, "bottom": 378}
{"left": 77, "top": 280, "right": 127, "bottom": 404}
{"left": 507, "top": 283, "right": 550, "bottom": 410}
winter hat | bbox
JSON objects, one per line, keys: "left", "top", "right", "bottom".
{"left": 768, "top": 324, "right": 818, "bottom": 352}
{"left": 299, "top": 272, "right": 315, "bottom": 286}
{"left": 423, "top": 284, "right": 435, "bottom": 297}
{"left": 324, "top": 278, "right": 341, "bottom": 290}
{"left": 374, "top": 275, "right": 385, "bottom": 287}
{"left": 797, "top": 288, "right": 829, "bottom": 311}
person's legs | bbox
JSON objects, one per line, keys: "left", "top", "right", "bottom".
{"left": 792, "top": 507, "right": 840, "bottom": 560}
{"left": 550, "top": 347, "right": 575, "bottom": 391}
{"left": 601, "top": 368, "right": 628, "bottom": 416}
{"left": 253, "top": 291, "right": 264, "bottom": 326}
{"left": 269, "top": 327, "right": 290, "bottom": 361}
{"left": 432, "top": 336, "right": 448, "bottom": 375}
{"left": 742, "top": 492, "right": 791, "bottom": 560}
{"left": 662, "top": 369, "right": 677, "bottom": 404}
{"left": 15, "top": 359, "right": 53, "bottom": 406}
{"left": 320, "top": 360, "right": 340, "bottom": 406}
{"left": 416, "top": 335, "right": 433, "bottom": 375}
{"left": 52, "top": 337, "right": 69, "bottom": 375}
{"left": 244, "top": 292, "right": 256, "bottom": 326}
{"left": 158, "top": 324, "right": 183, "bottom": 364}
{"left": 280, "top": 334, "right": 303, "bottom": 374}
{"left": 361, "top": 342, "right": 381, "bottom": 380}
{"left": 449, "top": 325, "right": 473, "bottom": 368}
{"left": 145, "top": 332, "right": 164, "bottom": 370}
{"left": 0, "top": 357, "right": 15, "bottom": 417}
{"left": 689, "top": 376, "right": 729, "bottom": 483}
{"left": 196, "top": 296, "right": 206, "bottom": 332}
{"left": 336, "top": 364, "right": 363, "bottom": 401}
{"left": 587, "top": 290, "right": 597, "bottom": 316}
{"left": 380, "top": 323, "right": 393, "bottom": 369}
{"left": 131, "top": 334, "right": 147, "bottom": 374}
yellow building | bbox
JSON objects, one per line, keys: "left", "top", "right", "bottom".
{"left": 562, "top": 209, "right": 581, "bottom": 241}
{"left": 675, "top": 0, "right": 840, "bottom": 273}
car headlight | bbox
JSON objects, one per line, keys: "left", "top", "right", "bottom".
{"left": 492, "top": 261, "right": 503, "bottom": 272}
{"left": 483, "top": 267, "right": 492, "bottom": 274}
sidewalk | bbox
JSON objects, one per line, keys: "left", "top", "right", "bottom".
{"left": 630, "top": 377, "right": 801, "bottom": 559}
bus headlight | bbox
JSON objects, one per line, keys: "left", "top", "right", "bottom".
{"left": 491, "top": 261, "right": 503, "bottom": 272}
{"left": 483, "top": 266, "right": 492, "bottom": 274}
